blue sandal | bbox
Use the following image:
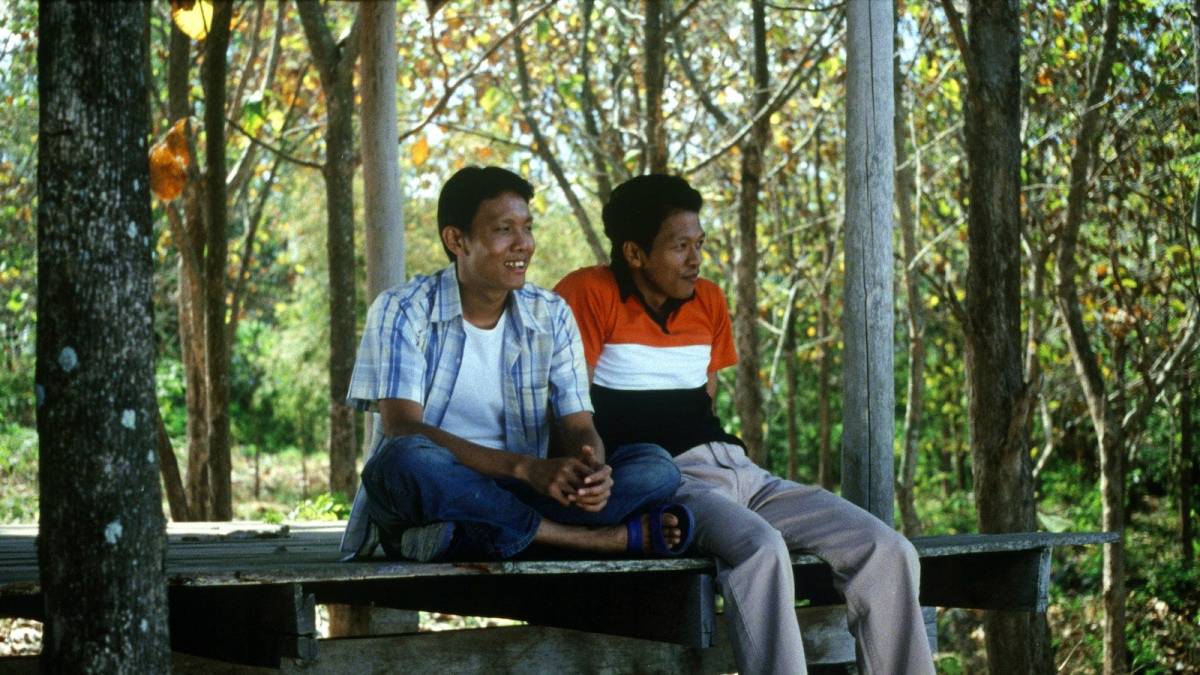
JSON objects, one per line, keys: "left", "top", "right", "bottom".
{"left": 624, "top": 503, "right": 696, "bottom": 556}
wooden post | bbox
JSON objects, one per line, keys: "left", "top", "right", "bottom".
{"left": 841, "top": 0, "right": 895, "bottom": 523}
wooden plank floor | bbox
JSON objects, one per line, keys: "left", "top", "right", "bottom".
{"left": 1, "top": 521, "right": 1115, "bottom": 601}
{"left": 0, "top": 521, "right": 715, "bottom": 599}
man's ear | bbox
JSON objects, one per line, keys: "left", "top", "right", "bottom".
{"left": 442, "top": 225, "right": 468, "bottom": 259}
{"left": 622, "top": 240, "right": 645, "bottom": 269}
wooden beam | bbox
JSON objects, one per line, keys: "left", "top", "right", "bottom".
{"left": 841, "top": 0, "right": 896, "bottom": 522}
{"left": 308, "top": 570, "right": 717, "bottom": 648}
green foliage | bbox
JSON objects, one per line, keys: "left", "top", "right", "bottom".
{"left": 0, "top": 423, "right": 38, "bottom": 523}
{"left": 287, "top": 492, "right": 350, "bottom": 522}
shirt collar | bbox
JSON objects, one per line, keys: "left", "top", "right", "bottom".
{"left": 610, "top": 263, "right": 694, "bottom": 331}
{"left": 432, "top": 262, "right": 545, "bottom": 334}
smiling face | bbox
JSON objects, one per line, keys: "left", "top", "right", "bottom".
{"left": 444, "top": 191, "right": 535, "bottom": 296}
{"left": 624, "top": 210, "right": 703, "bottom": 312}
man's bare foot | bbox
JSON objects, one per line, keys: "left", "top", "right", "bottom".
{"left": 532, "top": 510, "right": 684, "bottom": 554}
{"left": 628, "top": 511, "right": 682, "bottom": 553}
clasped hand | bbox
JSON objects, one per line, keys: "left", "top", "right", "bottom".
{"left": 527, "top": 445, "right": 612, "bottom": 512}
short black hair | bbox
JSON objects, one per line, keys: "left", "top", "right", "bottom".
{"left": 602, "top": 174, "right": 703, "bottom": 270}
{"left": 437, "top": 166, "right": 534, "bottom": 261}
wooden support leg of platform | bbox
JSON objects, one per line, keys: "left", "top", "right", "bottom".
{"left": 170, "top": 584, "right": 317, "bottom": 667}
{"left": 325, "top": 605, "right": 418, "bottom": 638}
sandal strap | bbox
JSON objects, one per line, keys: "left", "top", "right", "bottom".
{"left": 625, "top": 517, "right": 643, "bottom": 554}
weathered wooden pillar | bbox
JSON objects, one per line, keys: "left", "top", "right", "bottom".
{"left": 841, "top": 0, "right": 895, "bottom": 524}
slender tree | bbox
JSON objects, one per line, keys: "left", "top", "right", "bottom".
{"left": 643, "top": 0, "right": 667, "bottom": 173}
{"left": 36, "top": 1, "right": 170, "bottom": 669}
{"left": 895, "top": 22, "right": 924, "bottom": 536}
{"left": 297, "top": 0, "right": 361, "bottom": 500}
{"left": 733, "top": 0, "right": 769, "bottom": 465}
{"left": 204, "top": 0, "right": 235, "bottom": 520}
{"left": 940, "top": 0, "right": 1044, "bottom": 668}
{"left": 166, "top": 16, "right": 209, "bottom": 521}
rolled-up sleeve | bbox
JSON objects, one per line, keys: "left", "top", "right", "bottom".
{"left": 346, "top": 290, "right": 426, "bottom": 411}
{"left": 547, "top": 298, "right": 593, "bottom": 418}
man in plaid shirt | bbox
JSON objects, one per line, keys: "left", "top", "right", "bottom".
{"left": 341, "top": 167, "right": 690, "bottom": 562}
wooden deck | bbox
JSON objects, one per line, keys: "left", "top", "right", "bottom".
{"left": 0, "top": 521, "right": 1117, "bottom": 669}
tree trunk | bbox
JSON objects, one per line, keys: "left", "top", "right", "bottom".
{"left": 155, "top": 406, "right": 190, "bottom": 521}
{"left": 1182, "top": 377, "right": 1195, "bottom": 570}
{"left": 734, "top": 0, "right": 769, "bottom": 466}
{"left": 643, "top": 0, "right": 667, "bottom": 173}
{"left": 167, "top": 18, "right": 209, "bottom": 521}
{"left": 204, "top": 0, "right": 234, "bottom": 521}
{"left": 784, "top": 278, "right": 799, "bottom": 481}
{"left": 894, "top": 35, "right": 924, "bottom": 537}
{"left": 297, "top": 0, "right": 360, "bottom": 500}
{"left": 958, "top": 1, "right": 1042, "bottom": 670}
{"left": 579, "top": 0, "right": 615, "bottom": 204}
{"left": 36, "top": 2, "right": 170, "bottom": 669}
{"left": 1051, "top": 1, "right": 1124, "bottom": 671}
{"left": 814, "top": 130, "right": 834, "bottom": 491}
{"left": 1183, "top": 0, "right": 1200, "bottom": 577}
{"left": 327, "top": 1, "right": 405, "bottom": 640}
{"left": 842, "top": 0, "right": 895, "bottom": 522}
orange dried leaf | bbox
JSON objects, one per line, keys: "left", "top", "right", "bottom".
{"left": 150, "top": 119, "right": 191, "bottom": 202}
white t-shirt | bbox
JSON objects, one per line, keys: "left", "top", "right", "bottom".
{"left": 441, "top": 312, "right": 507, "bottom": 450}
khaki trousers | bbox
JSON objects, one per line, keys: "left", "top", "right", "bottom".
{"left": 674, "top": 442, "right": 935, "bottom": 675}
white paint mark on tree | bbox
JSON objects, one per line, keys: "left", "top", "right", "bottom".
{"left": 127, "top": 222, "right": 137, "bottom": 239}
{"left": 140, "top": 619, "right": 148, "bottom": 633}
{"left": 58, "top": 347, "right": 78, "bottom": 372}
{"left": 104, "top": 520, "right": 123, "bottom": 544}
{"left": 121, "top": 409, "right": 136, "bottom": 429}
{"left": 36, "top": 384, "right": 44, "bottom": 408}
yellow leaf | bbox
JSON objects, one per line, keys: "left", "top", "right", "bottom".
{"left": 412, "top": 137, "right": 430, "bottom": 166}
{"left": 171, "top": 0, "right": 214, "bottom": 41}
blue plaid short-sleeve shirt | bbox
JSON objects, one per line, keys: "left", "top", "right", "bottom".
{"left": 339, "top": 264, "right": 593, "bottom": 556}
{"left": 346, "top": 263, "right": 593, "bottom": 457}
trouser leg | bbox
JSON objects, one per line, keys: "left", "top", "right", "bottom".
{"left": 504, "top": 442, "right": 680, "bottom": 526}
{"left": 360, "top": 435, "right": 540, "bottom": 560}
{"left": 747, "top": 466, "right": 935, "bottom": 675}
{"left": 674, "top": 447, "right": 807, "bottom": 675}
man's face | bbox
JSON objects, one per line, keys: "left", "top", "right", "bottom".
{"left": 447, "top": 191, "right": 535, "bottom": 294}
{"left": 628, "top": 210, "right": 703, "bottom": 311}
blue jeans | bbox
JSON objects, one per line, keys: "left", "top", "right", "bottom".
{"left": 360, "top": 435, "right": 681, "bottom": 560}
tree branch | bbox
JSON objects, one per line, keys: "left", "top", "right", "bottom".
{"left": 225, "top": 115, "right": 324, "bottom": 171}
{"left": 399, "top": 1, "right": 555, "bottom": 144}
{"left": 937, "top": 0, "right": 975, "bottom": 83}
{"left": 510, "top": 0, "right": 608, "bottom": 263}
{"left": 683, "top": 9, "right": 842, "bottom": 175}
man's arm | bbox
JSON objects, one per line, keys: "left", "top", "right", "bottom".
{"left": 379, "top": 398, "right": 594, "bottom": 507}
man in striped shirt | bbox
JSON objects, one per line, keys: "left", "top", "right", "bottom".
{"left": 556, "top": 175, "right": 935, "bottom": 674}
{"left": 341, "top": 167, "right": 685, "bottom": 562}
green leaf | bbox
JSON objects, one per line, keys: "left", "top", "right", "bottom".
{"left": 1037, "top": 512, "right": 1073, "bottom": 533}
